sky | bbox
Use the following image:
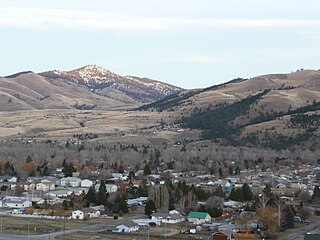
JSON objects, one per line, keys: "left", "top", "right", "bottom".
{"left": 1, "top": 0, "right": 320, "bottom": 89}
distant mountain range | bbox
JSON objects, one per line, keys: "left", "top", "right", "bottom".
{"left": 0, "top": 65, "right": 182, "bottom": 111}
{"left": 141, "top": 69, "right": 320, "bottom": 150}
{"left": 2, "top": 66, "right": 320, "bottom": 151}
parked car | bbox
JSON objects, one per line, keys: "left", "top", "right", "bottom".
{"left": 303, "top": 219, "right": 311, "bottom": 225}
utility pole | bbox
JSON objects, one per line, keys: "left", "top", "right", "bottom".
{"left": 1, "top": 215, "right": 2, "bottom": 232}
{"left": 28, "top": 220, "right": 30, "bottom": 240}
{"left": 63, "top": 216, "right": 66, "bottom": 235}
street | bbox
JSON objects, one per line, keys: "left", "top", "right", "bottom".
{"left": 279, "top": 219, "right": 320, "bottom": 240}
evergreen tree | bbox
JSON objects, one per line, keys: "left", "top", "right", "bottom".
{"left": 181, "top": 180, "right": 189, "bottom": 196}
{"left": 168, "top": 192, "right": 175, "bottom": 211}
{"left": 118, "top": 165, "right": 124, "bottom": 173}
{"left": 62, "top": 158, "right": 67, "bottom": 168}
{"left": 85, "top": 186, "right": 97, "bottom": 207}
{"left": 127, "top": 179, "right": 136, "bottom": 195}
{"left": 128, "top": 171, "right": 135, "bottom": 180}
{"left": 145, "top": 200, "right": 156, "bottom": 215}
{"left": 62, "top": 160, "right": 76, "bottom": 177}
{"left": 137, "top": 179, "right": 148, "bottom": 197}
{"left": 235, "top": 188, "right": 244, "bottom": 202}
{"left": 241, "top": 183, "right": 253, "bottom": 201}
{"left": 228, "top": 188, "right": 237, "bottom": 201}
{"left": 235, "top": 166, "right": 241, "bottom": 175}
{"left": 218, "top": 168, "right": 223, "bottom": 178}
{"left": 312, "top": 185, "right": 320, "bottom": 201}
{"left": 263, "top": 184, "right": 276, "bottom": 205}
{"left": 144, "top": 164, "right": 151, "bottom": 175}
{"left": 97, "top": 180, "right": 107, "bottom": 205}
{"left": 119, "top": 195, "right": 129, "bottom": 214}
{"left": 283, "top": 205, "right": 295, "bottom": 228}
{"left": 207, "top": 207, "right": 223, "bottom": 218}
{"left": 214, "top": 185, "right": 225, "bottom": 198}
{"left": 25, "top": 155, "right": 33, "bottom": 163}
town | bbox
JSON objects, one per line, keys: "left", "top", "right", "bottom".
{"left": 0, "top": 154, "right": 318, "bottom": 240}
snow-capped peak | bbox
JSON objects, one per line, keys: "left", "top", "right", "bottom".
{"left": 80, "top": 64, "right": 110, "bottom": 76}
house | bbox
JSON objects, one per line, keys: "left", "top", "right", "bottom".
{"left": 128, "top": 197, "right": 148, "bottom": 205}
{"left": 188, "top": 212, "right": 211, "bottom": 224}
{"left": 127, "top": 199, "right": 138, "bottom": 208}
{"left": 223, "top": 200, "right": 244, "bottom": 209}
{"left": 223, "top": 182, "right": 233, "bottom": 194}
{"left": 72, "top": 208, "right": 100, "bottom": 220}
{"left": 151, "top": 212, "right": 185, "bottom": 224}
{"left": 60, "top": 177, "right": 81, "bottom": 188}
{"left": 45, "top": 189, "right": 73, "bottom": 198}
{"left": 94, "top": 183, "right": 118, "bottom": 193}
{"left": 211, "top": 230, "right": 234, "bottom": 240}
{"left": 1, "top": 198, "right": 32, "bottom": 209}
{"left": 115, "top": 224, "right": 139, "bottom": 233}
{"left": 23, "top": 182, "right": 36, "bottom": 191}
{"left": 36, "top": 180, "right": 55, "bottom": 191}
{"left": 133, "top": 219, "right": 161, "bottom": 226}
{"left": 0, "top": 176, "right": 17, "bottom": 183}
{"left": 276, "top": 183, "right": 286, "bottom": 189}
{"left": 106, "top": 184, "right": 118, "bottom": 193}
{"left": 81, "top": 179, "right": 93, "bottom": 188}
{"left": 290, "top": 183, "right": 308, "bottom": 190}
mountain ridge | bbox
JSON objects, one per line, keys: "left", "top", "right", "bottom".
{"left": 0, "top": 65, "right": 182, "bottom": 111}
{"left": 40, "top": 64, "right": 182, "bottom": 103}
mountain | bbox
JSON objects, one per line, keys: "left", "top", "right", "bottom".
{"left": 141, "top": 69, "right": 320, "bottom": 150}
{"left": 40, "top": 65, "right": 182, "bottom": 103}
{"left": 0, "top": 65, "right": 182, "bottom": 111}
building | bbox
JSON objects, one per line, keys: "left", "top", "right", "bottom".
{"left": 0, "top": 176, "right": 17, "bottom": 183}
{"left": 151, "top": 212, "right": 185, "bottom": 224}
{"left": 211, "top": 230, "right": 234, "bottom": 240}
{"left": 60, "top": 177, "right": 81, "bottom": 188}
{"left": 72, "top": 208, "right": 100, "bottom": 220}
{"left": 36, "top": 180, "right": 55, "bottom": 191}
{"left": 1, "top": 198, "right": 32, "bottom": 209}
{"left": 115, "top": 224, "right": 139, "bottom": 233}
{"left": 106, "top": 184, "right": 118, "bottom": 193}
{"left": 81, "top": 179, "right": 93, "bottom": 188}
{"left": 188, "top": 212, "right": 211, "bottom": 224}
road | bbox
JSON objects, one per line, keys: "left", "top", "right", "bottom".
{"left": 0, "top": 214, "right": 145, "bottom": 240}
{"left": 279, "top": 219, "right": 320, "bottom": 240}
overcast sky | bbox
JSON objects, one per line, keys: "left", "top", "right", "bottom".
{"left": 1, "top": 0, "right": 320, "bottom": 89}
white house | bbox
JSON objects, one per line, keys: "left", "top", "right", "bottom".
{"left": 72, "top": 208, "right": 100, "bottom": 220}
{"left": 290, "top": 183, "right": 308, "bottom": 190}
{"left": 45, "top": 190, "right": 73, "bottom": 198}
{"left": 106, "top": 184, "right": 118, "bottom": 193}
{"left": 95, "top": 183, "right": 118, "bottom": 193}
{"left": 0, "top": 176, "right": 17, "bottom": 183}
{"left": 36, "top": 180, "right": 55, "bottom": 191}
{"left": 81, "top": 179, "right": 93, "bottom": 188}
{"left": 223, "top": 200, "right": 244, "bottom": 209}
{"left": 151, "top": 212, "right": 185, "bottom": 224}
{"left": 23, "top": 183, "right": 36, "bottom": 191}
{"left": 112, "top": 173, "right": 124, "bottom": 179}
{"left": 60, "top": 177, "right": 81, "bottom": 188}
{"left": 115, "top": 224, "right": 139, "bottom": 233}
{"left": 1, "top": 198, "right": 32, "bottom": 209}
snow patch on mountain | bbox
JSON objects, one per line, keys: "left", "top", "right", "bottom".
{"left": 41, "top": 65, "right": 182, "bottom": 102}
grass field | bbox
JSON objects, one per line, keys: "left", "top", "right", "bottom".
{"left": 0, "top": 216, "right": 107, "bottom": 235}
